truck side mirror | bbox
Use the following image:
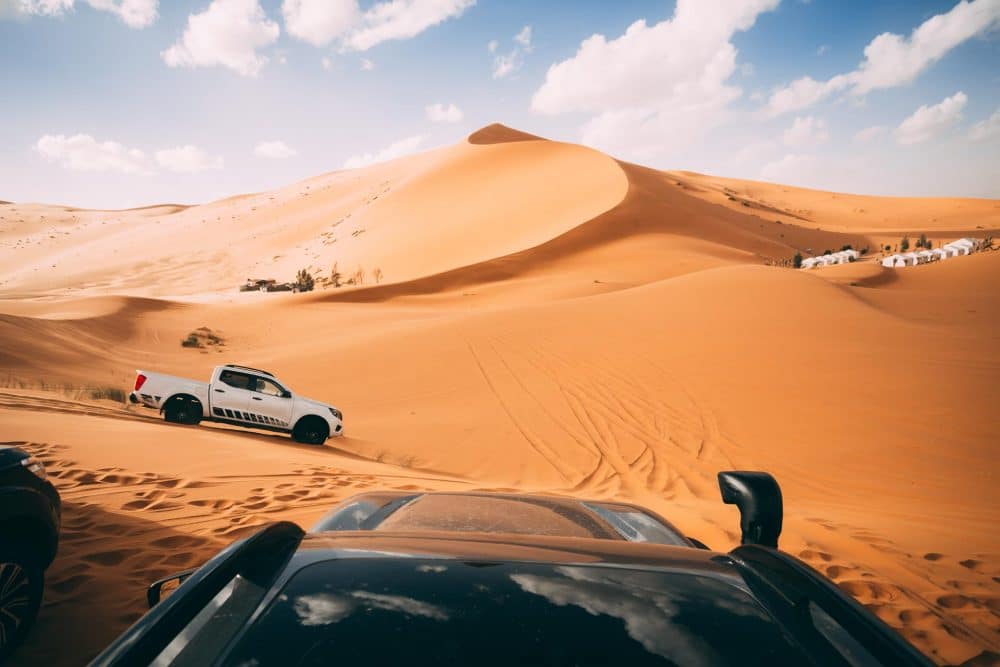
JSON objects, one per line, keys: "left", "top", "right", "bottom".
{"left": 718, "top": 471, "right": 782, "bottom": 548}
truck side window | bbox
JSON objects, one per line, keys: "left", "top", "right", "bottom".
{"left": 220, "top": 371, "right": 251, "bottom": 390}
{"left": 254, "top": 378, "right": 285, "bottom": 397}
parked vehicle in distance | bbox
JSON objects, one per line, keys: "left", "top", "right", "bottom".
{"left": 129, "top": 364, "right": 343, "bottom": 444}
{"left": 90, "top": 472, "right": 932, "bottom": 667}
{"left": 0, "top": 445, "right": 61, "bottom": 661}
{"left": 239, "top": 279, "right": 275, "bottom": 292}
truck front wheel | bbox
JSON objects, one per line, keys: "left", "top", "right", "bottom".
{"left": 292, "top": 417, "right": 329, "bottom": 445}
{"left": 163, "top": 396, "right": 202, "bottom": 425}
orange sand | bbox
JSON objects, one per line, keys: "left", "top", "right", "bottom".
{"left": 0, "top": 125, "right": 997, "bottom": 665}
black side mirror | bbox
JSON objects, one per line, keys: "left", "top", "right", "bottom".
{"left": 147, "top": 568, "right": 197, "bottom": 608}
{"left": 718, "top": 471, "right": 783, "bottom": 548}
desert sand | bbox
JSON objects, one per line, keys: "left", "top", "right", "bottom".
{"left": 0, "top": 124, "right": 997, "bottom": 665}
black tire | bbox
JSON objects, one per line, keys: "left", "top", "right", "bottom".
{"left": 292, "top": 417, "right": 329, "bottom": 445}
{"left": 163, "top": 396, "right": 202, "bottom": 425}
{"left": 0, "top": 547, "right": 44, "bottom": 662}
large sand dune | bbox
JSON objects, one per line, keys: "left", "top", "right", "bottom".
{"left": 1, "top": 124, "right": 998, "bottom": 665}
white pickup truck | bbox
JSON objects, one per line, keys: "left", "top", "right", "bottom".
{"left": 129, "top": 364, "right": 343, "bottom": 444}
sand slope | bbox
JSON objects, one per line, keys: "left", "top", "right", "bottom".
{"left": 1, "top": 125, "right": 998, "bottom": 665}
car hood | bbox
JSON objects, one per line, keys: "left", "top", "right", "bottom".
{"left": 297, "top": 396, "right": 336, "bottom": 414}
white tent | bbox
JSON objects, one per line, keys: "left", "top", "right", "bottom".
{"left": 942, "top": 245, "right": 961, "bottom": 258}
{"left": 947, "top": 243, "right": 971, "bottom": 256}
{"left": 931, "top": 248, "right": 948, "bottom": 261}
{"left": 881, "top": 255, "right": 901, "bottom": 268}
{"left": 917, "top": 249, "right": 934, "bottom": 263}
{"left": 800, "top": 257, "right": 820, "bottom": 269}
{"left": 902, "top": 252, "right": 921, "bottom": 265}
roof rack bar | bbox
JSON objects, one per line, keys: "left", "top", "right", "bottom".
{"left": 223, "top": 364, "right": 275, "bottom": 377}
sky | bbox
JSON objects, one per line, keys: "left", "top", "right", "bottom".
{"left": 1, "top": 0, "right": 998, "bottom": 208}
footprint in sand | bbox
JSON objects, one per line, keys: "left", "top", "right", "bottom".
{"left": 81, "top": 548, "right": 141, "bottom": 567}
{"left": 937, "top": 594, "right": 971, "bottom": 609}
{"left": 49, "top": 573, "right": 92, "bottom": 595}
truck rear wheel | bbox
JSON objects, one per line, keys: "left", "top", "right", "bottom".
{"left": 163, "top": 396, "right": 202, "bottom": 425}
{"left": 0, "top": 546, "right": 44, "bottom": 662}
{"left": 292, "top": 417, "right": 328, "bottom": 445}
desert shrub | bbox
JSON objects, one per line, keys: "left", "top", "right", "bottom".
{"left": 89, "top": 387, "right": 127, "bottom": 402}
{"left": 917, "top": 233, "right": 927, "bottom": 249}
{"left": 330, "top": 261, "right": 342, "bottom": 288}
{"left": 884, "top": 244, "right": 891, "bottom": 252}
{"left": 860, "top": 247, "right": 869, "bottom": 255}
{"left": 823, "top": 249, "right": 832, "bottom": 256}
{"left": 793, "top": 252, "right": 802, "bottom": 268}
{"left": 181, "top": 334, "right": 201, "bottom": 348}
{"left": 900, "top": 235, "right": 910, "bottom": 251}
{"left": 296, "top": 269, "right": 314, "bottom": 291}
{"left": 848, "top": 256, "right": 856, "bottom": 262}
{"left": 840, "top": 244, "right": 853, "bottom": 251}
{"left": 354, "top": 267, "right": 365, "bottom": 285}
{"left": 373, "top": 267, "right": 383, "bottom": 284}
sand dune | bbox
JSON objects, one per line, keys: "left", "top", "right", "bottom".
{"left": 1, "top": 125, "right": 998, "bottom": 665}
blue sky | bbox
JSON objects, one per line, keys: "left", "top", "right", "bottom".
{"left": 1, "top": 0, "right": 997, "bottom": 208}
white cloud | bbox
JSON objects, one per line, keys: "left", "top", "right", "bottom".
{"left": 162, "top": 0, "right": 280, "bottom": 77}
{"left": 531, "top": 0, "right": 779, "bottom": 160}
{"left": 764, "top": 74, "right": 850, "bottom": 117}
{"left": 282, "top": 0, "right": 358, "bottom": 47}
{"left": 968, "top": 108, "right": 1000, "bottom": 142}
{"left": 155, "top": 145, "right": 224, "bottom": 172}
{"left": 782, "top": 116, "right": 829, "bottom": 147}
{"left": 7, "top": 0, "right": 157, "bottom": 27}
{"left": 360, "top": 57, "right": 375, "bottom": 70}
{"left": 513, "top": 24, "right": 532, "bottom": 49}
{"left": 487, "top": 39, "right": 497, "bottom": 53}
{"left": 853, "top": 125, "right": 886, "bottom": 144}
{"left": 894, "top": 91, "right": 967, "bottom": 145}
{"left": 425, "top": 102, "right": 463, "bottom": 123}
{"left": 84, "top": 0, "right": 156, "bottom": 27}
{"left": 492, "top": 52, "right": 517, "bottom": 79}
{"left": 254, "top": 140, "right": 297, "bottom": 159}
{"left": 321, "top": 56, "right": 333, "bottom": 70}
{"left": 816, "top": 44, "right": 829, "bottom": 56}
{"left": 9, "top": 0, "right": 74, "bottom": 16}
{"left": 342, "top": 0, "right": 474, "bottom": 52}
{"left": 491, "top": 23, "right": 533, "bottom": 79}
{"left": 343, "top": 134, "right": 426, "bottom": 169}
{"left": 766, "top": 0, "right": 1000, "bottom": 116}
{"left": 34, "top": 133, "right": 150, "bottom": 173}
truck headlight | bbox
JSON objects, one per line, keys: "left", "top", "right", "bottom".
{"left": 329, "top": 407, "right": 343, "bottom": 421}
{"left": 21, "top": 456, "right": 47, "bottom": 480}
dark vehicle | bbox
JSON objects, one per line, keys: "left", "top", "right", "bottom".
{"left": 0, "top": 445, "right": 61, "bottom": 661}
{"left": 239, "top": 279, "right": 275, "bottom": 292}
{"left": 90, "top": 472, "right": 931, "bottom": 666}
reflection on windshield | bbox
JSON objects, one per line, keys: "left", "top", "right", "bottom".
{"left": 511, "top": 566, "right": 760, "bottom": 666}
{"left": 293, "top": 590, "right": 450, "bottom": 627}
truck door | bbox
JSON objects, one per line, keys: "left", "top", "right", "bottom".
{"left": 246, "top": 376, "right": 294, "bottom": 430}
{"left": 212, "top": 370, "right": 253, "bottom": 423}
